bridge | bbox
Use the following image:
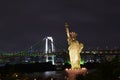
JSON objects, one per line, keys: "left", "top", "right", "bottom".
{"left": 0, "top": 50, "right": 119, "bottom": 65}
{"left": 0, "top": 36, "right": 120, "bottom": 65}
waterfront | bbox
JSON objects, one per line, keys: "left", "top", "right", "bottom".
{"left": 0, "top": 58, "right": 119, "bottom": 80}
{"left": 0, "top": 71, "right": 66, "bottom": 80}
{"left": 25, "top": 71, "right": 66, "bottom": 80}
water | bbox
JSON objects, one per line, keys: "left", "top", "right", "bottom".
{"left": 26, "top": 71, "right": 66, "bottom": 80}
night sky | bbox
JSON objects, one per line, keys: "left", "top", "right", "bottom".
{"left": 0, "top": 0, "right": 120, "bottom": 52}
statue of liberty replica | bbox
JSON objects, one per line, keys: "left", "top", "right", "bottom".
{"left": 65, "top": 22, "right": 87, "bottom": 80}
{"left": 65, "top": 22, "right": 84, "bottom": 69}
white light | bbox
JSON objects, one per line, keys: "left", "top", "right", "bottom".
{"left": 45, "top": 38, "right": 48, "bottom": 53}
{"left": 45, "top": 36, "right": 55, "bottom": 53}
{"left": 34, "top": 78, "right": 37, "bottom": 80}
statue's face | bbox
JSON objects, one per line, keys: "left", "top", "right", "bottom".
{"left": 71, "top": 37, "right": 76, "bottom": 40}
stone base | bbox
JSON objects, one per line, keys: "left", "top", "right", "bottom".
{"left": 65, "top": 68, "right": 87, "bottom": 80}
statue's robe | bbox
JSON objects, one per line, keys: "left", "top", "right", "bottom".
{"left": 68, "top": 40, "right": 83, "bottom": 69}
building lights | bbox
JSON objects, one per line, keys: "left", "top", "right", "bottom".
{"left": 85, "top": 51, "right": 90, "bottom": 53}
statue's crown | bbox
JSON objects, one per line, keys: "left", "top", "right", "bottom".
{"left": 70, "top": 32, "right": 77, "bottom": 38}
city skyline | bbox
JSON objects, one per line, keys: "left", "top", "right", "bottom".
{"left": 0, "top": 0, "right": 120, "bottom": 52}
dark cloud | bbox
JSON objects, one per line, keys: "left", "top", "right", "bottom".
{"left": 0, "top": 0, "right": 120, "bottom": 51}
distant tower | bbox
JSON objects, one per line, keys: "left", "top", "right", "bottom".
{"left": 44, "top": 36, "right": 55, "bottom": 65}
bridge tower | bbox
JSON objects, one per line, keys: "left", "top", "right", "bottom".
{"left": 44, "top": 36, "right": 55, "bottom": 65}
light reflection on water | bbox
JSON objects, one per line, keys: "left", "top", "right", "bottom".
{"left": 28, "top": 71, "right": 66, "bottom": 80}
{"left": 43, "top": 71, "right": 66, "bottom": 80}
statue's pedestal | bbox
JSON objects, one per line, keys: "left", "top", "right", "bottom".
{"left": 65, "top": 68, "right": 87, "bottom": 80}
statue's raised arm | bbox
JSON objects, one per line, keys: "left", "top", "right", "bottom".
{"left": 65, "top": 22, "right": 70, "bottom": 39}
